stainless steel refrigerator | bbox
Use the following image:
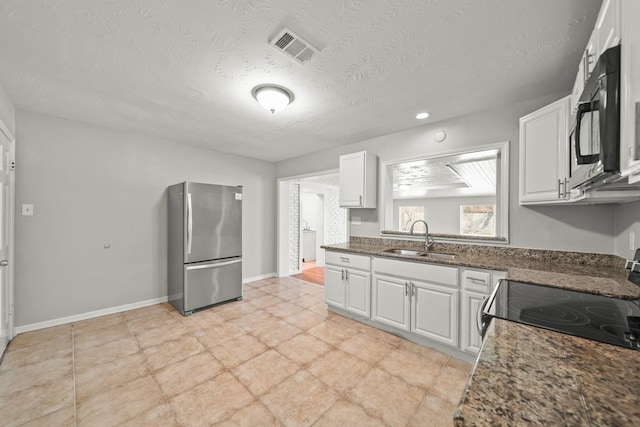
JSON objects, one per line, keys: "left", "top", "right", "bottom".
{"left": 167, "top": 182, "right": 242, "bottom": 316}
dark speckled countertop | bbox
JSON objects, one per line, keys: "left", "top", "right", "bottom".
{"left": 322, "top": 238, "right": 639, "bottom": 299}
{"left": 322, "top": 237, "right": 640, "bottom": 425}
{"left": 454, "top": 320, "right": 640, "bottom": 426}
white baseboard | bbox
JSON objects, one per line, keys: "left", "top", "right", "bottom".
{"left": 14, "top": 273, "right": 278, "bottom": 335}
{"left": 243, "top": 272, "right": 276, "bottom": 283}
{"left": 14, "top": 296, "right": 169, "bottom": 335}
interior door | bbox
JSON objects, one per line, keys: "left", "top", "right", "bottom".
{"left": 0, "top": 126, "right": 14, "bottom": 356}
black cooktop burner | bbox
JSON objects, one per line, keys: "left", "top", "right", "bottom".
{"left": 485, "top": 280, "right": 640, "bottom": 350}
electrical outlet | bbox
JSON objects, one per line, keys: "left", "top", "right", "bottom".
{"left": 21, "top": 204, "right": 34, "bottom": 216}
{"left": 630, "top": 232, "right": 636, "bottom": 251}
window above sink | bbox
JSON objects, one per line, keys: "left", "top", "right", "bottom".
{"left": 380, "top": 141, "right": 510, "bottom": 243}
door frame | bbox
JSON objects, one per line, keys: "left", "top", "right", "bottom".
{"left": 0, "top": 117, "right": 15, "bottom": 347}
{"left": 276, "top": 169, "right": 348, "bottom": 278}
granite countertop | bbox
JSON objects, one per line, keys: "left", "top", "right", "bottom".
{"left": 454, "top": 319, "right": 640, "bottom": 426}
{"left": 323, "top": 237, "right": 640, "bottom": 425}
{"left": 321, "top": 239, "right": 639, "bottom": 299}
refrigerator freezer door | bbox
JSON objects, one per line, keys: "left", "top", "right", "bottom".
{"left": 184, "top": 258, "right": 242, "bottom": 312}
{"left": 185, "top": 183, "right": 242, "bottom": 263}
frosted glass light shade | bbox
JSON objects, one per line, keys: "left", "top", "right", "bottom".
{"left": 252, "top": 85, "right": 294, "bottom": 113}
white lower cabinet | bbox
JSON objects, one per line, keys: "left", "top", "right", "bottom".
{"left": 460, "top": 291, "right": 486, "bottom": 354}
{"left": 459, "top": 269, "right": 506, "bottom": 355}
{"left": 372, "top": 258, "right": 459, "bottom": 347}
{"left": 326, "top": 250, "right": 506, "bottom": 356}
{"left": 324, "top": 252, "right": 371, "bottom": 318}
{"left": 325, "top": 265, "right": 347, "bottom": 308}
{"left": 412, "top": 281, "right": 458, "bottom": 347}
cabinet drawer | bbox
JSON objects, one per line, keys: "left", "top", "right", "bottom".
{"left": 373, "top": 257, "right": 457, "bottom": 287}
{"left": 326, "top": 251, "right": 371, "bottom": 271}
{"left": 461, "top": 269, "right": 492, "bottom": 293}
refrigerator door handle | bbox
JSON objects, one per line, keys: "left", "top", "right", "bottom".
{"left": 186, "top": 258, "right": 242, "bottom": 270}
{"left": 187, "top": 192, "right": 193, "bottom": 255}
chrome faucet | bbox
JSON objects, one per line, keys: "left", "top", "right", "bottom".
{"left": 410, "top": 220, "right": 434, "bottom": 252}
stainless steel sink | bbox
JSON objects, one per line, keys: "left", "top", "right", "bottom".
{"left": 384, "top": 248, "right": 426, "bottom": 256}
{"left": 421, "top": 252, "right": 456, "bottom": 260}
{"left": 384, "top": 248, "right": 456, "bottom": 260}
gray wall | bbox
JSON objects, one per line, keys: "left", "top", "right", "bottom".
{"left": 393, "top": 196, "right": 496, "bottom": 235}
{"left": 0, "top": 85, "right": 15, "bottom": 136}
{"left": 15, "top": 110, "right": 277, "bottom": 327}
{"left": 277, "top": 93, "right": 617, "bottom": 253}
{"left": 614, "top": 200, "right": 640, "bottom": 259}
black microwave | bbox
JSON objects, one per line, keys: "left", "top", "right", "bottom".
{"left": 569, "top": 44, "right": 621, "bottom": 190}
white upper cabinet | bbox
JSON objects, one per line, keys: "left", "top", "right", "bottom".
{"left": 596, "top": 0, "right": 621, "bottom": 56}
{"left": 519, "top": 96, "right": 571, "bottom": 205}
{"left": 620, "top": 0, "right": 640, "bottom": 183}
{"left": 339, "top": 151, "right": 377, "bottom": 208}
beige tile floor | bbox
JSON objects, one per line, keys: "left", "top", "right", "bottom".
{"left": 0, "top": 277, "right": 471, "bottom": 426}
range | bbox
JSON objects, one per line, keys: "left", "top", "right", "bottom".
{"left": 482, "top": 280, "right": 640, "bottom": 350}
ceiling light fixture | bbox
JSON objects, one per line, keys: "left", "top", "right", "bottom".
{"left": 252, "top": 84, "right": 294, "bottom": 114}
{"left": 416, "top": 112, "right": 430, "bottom": 120}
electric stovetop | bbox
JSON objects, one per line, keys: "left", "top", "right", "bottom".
{"left": 485, "top": 280, "right": 640, "bottom": 350}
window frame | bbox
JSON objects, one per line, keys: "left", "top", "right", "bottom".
{"left": 379, "top": 141, "right": 509, "bottom": 244}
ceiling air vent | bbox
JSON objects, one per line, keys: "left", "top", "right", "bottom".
{"left": 269, "top": 28, "right": 319, "bottom": 65}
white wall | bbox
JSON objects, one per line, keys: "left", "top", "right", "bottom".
{"left": 277, "top": 93, "right": 617, "bottom": 253}
{"left": 14, "top": 110, "right": 277, "bottom": 327}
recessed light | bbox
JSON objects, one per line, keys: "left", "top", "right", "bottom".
{"left": 416, "top": 112, "right": 430, "bottom": 120}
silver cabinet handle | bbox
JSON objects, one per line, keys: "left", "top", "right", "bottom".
{"left": 359, "top": 195, "right": 363, "bottom": 206}
{"left": 187, "top": 192, "right": 193, "bottom": 255}
{"left": 476, "top": 296, "right": 489, "bottom": 335}
{"left": 0, "top": 260, "right": 7, "bottom": 267}
{"left": 405, "top": 282, "right": 408, "bottom": 296}
{"left": 468, "top": 277, "right": 486, "bottom": 284}
{"left": 564, "top": 178, "right": 569, "bottom": 199}
{"left": 557, "top": 179, "right": 562, "bottom": 199}
{"left": 345, "top": 269, "right": 348, "bottom": 280}
{"left": 341, "top": 269, "right": 344, "bottom": 281}
{"left": 411, "top": 282, "right": 416, "bottom": 297}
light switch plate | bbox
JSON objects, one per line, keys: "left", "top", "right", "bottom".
{"left": 22, "top": 204, "right": 34, "bottom": 216}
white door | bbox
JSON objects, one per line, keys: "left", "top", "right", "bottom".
{"left": 0, "top": 127, "right": 14, "bottom": 356}
{"left": 339, "top": 152, "right": 365, "bottom": 207}
{"left": 324, "top": 265, "right": 346, "bottom": 309}
{"left": 460, "top": 291, "right": 487, "bottom": 354}
{"left": 345, "top": 270, "right": 370, "bottom": 318}
{"left": 372, "top": 275, "right": 410, "bottom": 331}
{"left": 412, "top": 281, "right": 458, "bottom": 347}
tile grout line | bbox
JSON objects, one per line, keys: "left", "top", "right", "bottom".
{"left": 122, "top": 312, "right": 182, "bottom": 426}
{"left": 71, "top": 324, "right": 77, "bottom": 427}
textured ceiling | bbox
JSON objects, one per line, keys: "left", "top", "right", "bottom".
{"left": 0, "top": 0, "right": 601, "bottom": 162}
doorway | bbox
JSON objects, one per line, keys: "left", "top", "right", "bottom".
{"left": 277, "top": 171, "right": 348, "bottom": 285}
{"left": 0, "top": 119, "right": 15, "bottom": 357}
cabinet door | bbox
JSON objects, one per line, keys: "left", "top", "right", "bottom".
{"left": 345, "top": 270, "right": 371, "bottom": 318}
{"left": 596, "top": 0, "right": 620, "bottom": 56}
{"left": 411, "top": 281, "right": 458, "bottom": 347}
{"left": 372, "top": 275, "right": 410, "bottom": 331}
{"left": 339, "top": 152, "right": 366, "bottom": 207}
{"left": 325, "top": 265, "right": 346, "bottom": 309}
{"left": 519, "top": 96, "right": 571, "bottom": 205}
{"left": 460, "top": 291, "right": 487, "bottom": 355}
